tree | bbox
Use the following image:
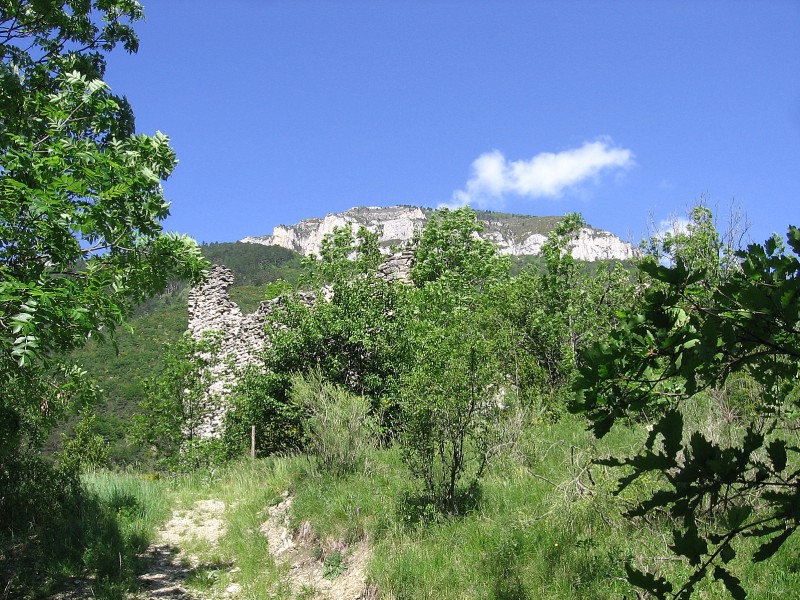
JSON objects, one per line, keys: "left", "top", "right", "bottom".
{"left": 0, "top": 4, "right": 199, "bottom": 592}
{"left": 494, "top": 214, "right": 634, "bottom": 415}
{"left": 411, "top": 206, "right": 508, "bottom": 292}
{"left": 274, "top": 224, "right": 407, "bottom": 402}
{"left": 401, "top": 307, "right": 504, "bottom": 512}
{"left": 131, "top": 333, "right": 222, "bottom": 471}
{"left": 1, "top": 2, "right": 207, "bottom": 454}
{"left": 401, "top": 207, "right": 510, "bottom": 511}
{"left": 302, "top": 223, "right": 382, "bottom": 285}
{"left": 224, "top": 225, "right": 410, "bottom": 454}
{"left": 572, "top": 225, "right": 800, "bottom": 598}
{"left": 641, "top": 204, "right": 741, "bottom": 304}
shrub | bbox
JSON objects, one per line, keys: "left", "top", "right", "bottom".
{"left": 58, "top": 412, "right": 110, "bottom": 473}
{"left": 130, "top": 332, "right": 224, "bottom": 471}
{"left": 290, "top": 370, "right": 377, "bottom": 477}
{"left": 401, "top": 334, "right": 502, "bottom": 513}
{"left": 223, "top": 367, "right": 304, "bottom": 457}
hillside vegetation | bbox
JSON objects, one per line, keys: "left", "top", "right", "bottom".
{"left": 62, "top": 243, "right": 303, "bottom": 462}
{"left": 68, "top": 238, "right": 542, "bottom": 463}
{"left": 5, "top": 206, "right": 800, "bottom": 600}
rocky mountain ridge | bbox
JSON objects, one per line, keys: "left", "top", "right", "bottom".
{"left": 240, "top": 205, "right": 637, "bottom": 261}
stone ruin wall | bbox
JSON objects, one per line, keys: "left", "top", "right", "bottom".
{"left": 187, "top": 249, "right": 415, "bottom": 438}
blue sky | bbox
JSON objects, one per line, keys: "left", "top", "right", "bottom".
{"left": 105, "top": 1, "right": 800, "bottom": 247}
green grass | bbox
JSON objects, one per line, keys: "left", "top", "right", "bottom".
{"left": 77, "top": 469, "right": 171, "bottom": 598}
{"left": 285, "top": 414, "right": 800, "bottom": 599}
{"left": 19, "top": 412, "right": 799, "bottom": 599}
{"left": 355, "top": 421, "right": 640, "bottom": 599}
{"left": 82, "top": 469, "right": 170, "bottom": 550}
{"left": 0, "top": 467, "right": 170, "bottom": 599}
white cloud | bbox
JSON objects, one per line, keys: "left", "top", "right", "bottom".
{"left": 656, "top": 217, "right": 691, "bottom": 239}
{"left": 445, "top": 139, "right": 634, "bottom": 209}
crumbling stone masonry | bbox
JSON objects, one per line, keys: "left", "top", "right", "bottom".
{"left": 377, "top": 248, "right": 415, "bottom": 285}
{"left": 186, "top": 250, "right": 414, "bottom": 438}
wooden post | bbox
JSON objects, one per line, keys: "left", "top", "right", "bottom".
{"left": 250, "top": 425, "right": 256, "bottom": 460}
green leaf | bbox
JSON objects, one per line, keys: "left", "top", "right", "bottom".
{"left": 753, "top": 527, "right": 793, "bottom": 562}
{"left": 766, "top": 440, "right": 788, "bottom": 473}
{"left": 787, "top": 225, "right": 800, "bottom": 255}
{"left": 646, "top": 409, "right": 683, "bottom": 459}
{"left": 713, "top": 567, "right": 746, "bottom": 600}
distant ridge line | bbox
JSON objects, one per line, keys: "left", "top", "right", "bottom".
{"left": 240, "top": 205, "right": 637, "bottom": 262}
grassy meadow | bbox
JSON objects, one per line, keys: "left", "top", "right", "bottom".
{"left": 15, "top": 410, "right": 794, "bottom": 599}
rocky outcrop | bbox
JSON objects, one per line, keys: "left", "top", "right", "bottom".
{"left": 377, "top": 248, "right": 415, "bottom": 285}
{"left": 570, "top": 228, "right": 637, "bottom": 261}
{"left": 240, "top": 205, "right": 637, "bottom": 262}
{"left": 189, "top": 265, "right": 270, "bottom": 378}
{"left": 240, "top": 206, "right": 427, "bottom": 256}
{"left": 186, "top": 265, "right": 268, "bottom": 437}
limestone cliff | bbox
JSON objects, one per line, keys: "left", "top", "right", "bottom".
{"left": 240, "top": 206, "right": 636, "bottom": 261}
{"left": 240, "top": 206, "right": 427, "bottom": 256}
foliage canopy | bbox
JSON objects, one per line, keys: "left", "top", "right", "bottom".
{"left": 0, "top": 2, "right": 207, "bottom": 555}
{"left": 401, "top": 207, "right": 510, "bottom": 510}
{"left": 0, "top": 1, "right": 207, "bottom": 452}
{"left": 573, "top": 225, "right": 800, "bottom": 598}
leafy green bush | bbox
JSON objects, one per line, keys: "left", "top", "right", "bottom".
{"left": 130, "top": 332, "right": 225, "bottom": 471}
{"left": 401, "top": 207, "right": 510, "bottom": 512}
{"left": 236, "top": 225, "right": 412, "bottom": 448}
{"left": 58, "top": 412, "right": 110, "bottom": 473}
{"left": 491, "top": 214, "right": 636, "bottom": 418}
{"left": 401, "top": 333, "right": 502, "bottom": 513}
{"left": 290, "top": 370, "right": 377, "bottom": 477}
{"left": 223, "top": 367, "right": 304, "bottom": 457}
{"left": 573, "top": 223, "right": 800, "bottom": 598}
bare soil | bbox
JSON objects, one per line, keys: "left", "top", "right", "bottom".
{"left": 51, "top": 493, "right": 376, "bottom": 599}
{"left": 132, "top": 498, "right": 238, "bottom": 600}
{"left": 260, "top": 493, "right": 376, "bottom": 600}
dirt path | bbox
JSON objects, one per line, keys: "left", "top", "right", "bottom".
{"left": 52, "top": 493, "right": 376, "bottom": 599}
{"left": 259, "top": 493, "right": 376, "bottom": 600}
{"left": 46, "top": 499, "right": 233, "bottom": 600}
{"left": 132, "top": 498, "right": 240, "bottom": 600}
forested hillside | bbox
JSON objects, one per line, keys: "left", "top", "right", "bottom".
{"left": 65, "top": 243, "right": 303, "bottom": 461}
